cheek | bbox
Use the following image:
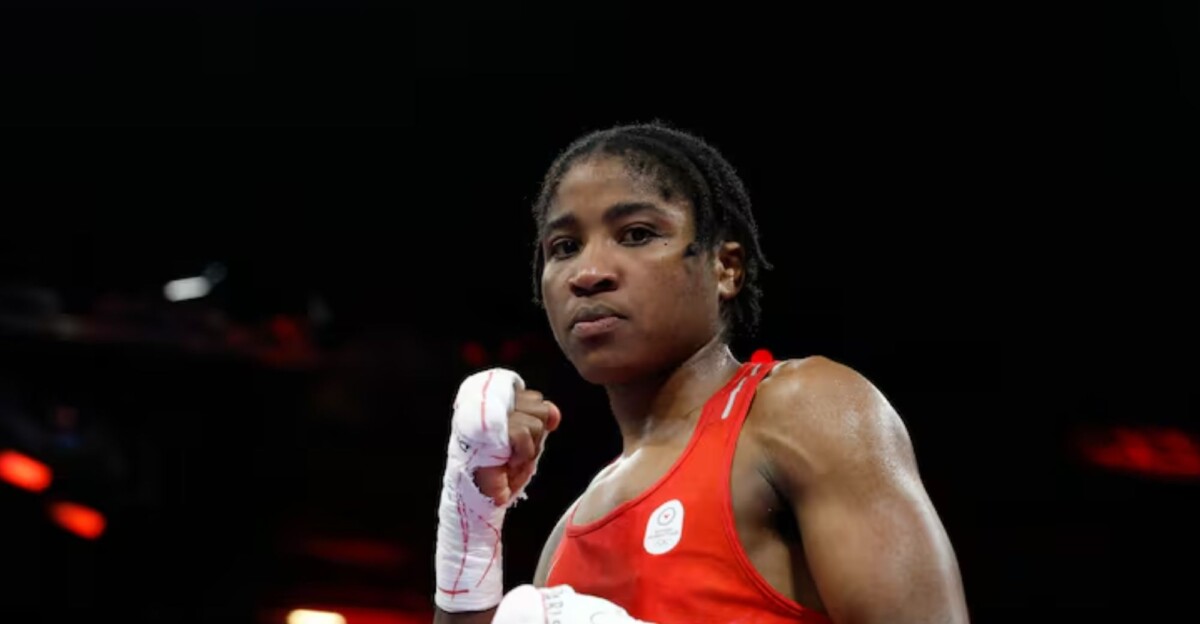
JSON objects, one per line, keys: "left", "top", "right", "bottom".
{"left": 541, "top": 271, "right": 564, "bottom": 317}
{"left": 643, "top": 266, "right": 713, "bottom": 322}
{"left": 688, "top": 268, "right": 725, "bottom": 318}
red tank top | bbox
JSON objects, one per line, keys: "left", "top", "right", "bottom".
{"left": 546, "top": 361, "right": 831, "bottom": 623}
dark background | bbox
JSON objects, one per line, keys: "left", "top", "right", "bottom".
{"left": 0, "top": 1, "right": 1196, "bottom": 623}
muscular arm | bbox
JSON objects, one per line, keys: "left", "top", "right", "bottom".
{"left": 756, "top": 357, "right": 969, "bottom": 624}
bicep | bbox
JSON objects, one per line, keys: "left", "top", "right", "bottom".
{"left": 758, "top": 359, "right": 967, "bottom": 623}
{"left": 797, "top": 457, "right": 966, "bottom": 624}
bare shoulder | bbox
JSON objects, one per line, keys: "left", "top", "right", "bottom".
{"left": 751, "top": 354, "right": 900, "bottom": 434}
{"left": 748, "top": 356, "right": 918, "bottom": 489}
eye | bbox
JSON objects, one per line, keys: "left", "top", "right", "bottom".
{"left": 620, "top": 226, "right": 659, "bottom": 246}
{"left": 548, "top": 238, "right": 579, "bottom": 259}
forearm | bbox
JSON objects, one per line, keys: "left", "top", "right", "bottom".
{"left": 433, "top": 606, "right": 496, "bottom": 624}
{"left": 434, "top": 370, "right": 533, "bottom": 619}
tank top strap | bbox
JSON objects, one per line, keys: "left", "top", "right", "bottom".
{"left": 698, "top": 359, "right": 780, "bottom": 429}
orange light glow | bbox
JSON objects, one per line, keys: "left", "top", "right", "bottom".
{"left": 0, "top": 449, "right": 52, "bottom": 492}
{"left": 286, "top": 608, "right": 427, "bottom": 624}
{"left": 48, "top": 501, "right": 107, "bottom": 540}
{"left": 287, "top": 610, "right": 346, "bottom": 624}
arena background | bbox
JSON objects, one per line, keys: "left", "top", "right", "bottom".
{"left": 1, "top": 1, "right": 1196, "bottom": 622}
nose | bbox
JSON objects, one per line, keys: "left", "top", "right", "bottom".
{"left": 567, "top": 246, "right": 618, "bottom": 297}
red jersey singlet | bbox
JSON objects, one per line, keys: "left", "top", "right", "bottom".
{"left": 546, "top": 361, "right": 832, "bottom": 623}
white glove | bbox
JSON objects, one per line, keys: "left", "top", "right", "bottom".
{"left": 435, "top": 369, "right": 527, "bottom": 612}
{"left": 492, "top": 584, "right": 655, "bottom": 624}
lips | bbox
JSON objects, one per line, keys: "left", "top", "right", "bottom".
{"left": 569, "top": 304, "right": 624, "bottom": 328}
{"left": 568, "top": 304, "right": 626, "bottom": 339}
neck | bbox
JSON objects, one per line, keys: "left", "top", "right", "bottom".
{"left": 604, "top": 335, "right": 743, "bottom": 453}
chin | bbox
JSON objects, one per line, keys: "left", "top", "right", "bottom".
{"left": 559, "top": 345, "right": 624, "bottom": 384}
{"left": 574, "top": 363, "right": 636, "bottom": 386}
{"left": 567, "top": 343, "right": 671, "bottom": 386}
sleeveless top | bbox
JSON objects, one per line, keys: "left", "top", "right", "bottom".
{"left": 546, "top": 361, "right": 831, "bottom": 623}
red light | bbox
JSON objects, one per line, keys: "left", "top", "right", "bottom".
{"left": 0, "top": 449, "right": 52, "bottom": 493}
{"left": 271, "top": 315, "right": 304, "bottom": 343}
{"left": 1076, "top": 426, "right": 1200, "bottom": 479}
{"left": 48, "top": 501, "right": 106, "bottom": 540}
{"left": 749, "top": 349, "right": 774, "bottom": 364}
{"left": 499, "top": 339, "right": 524, "bottom": 362}
{"left": 300, "top": 537, "right": 409, "bottom": 568}
{"left": 461, "top": 342, "right": 487, "bottom": 367}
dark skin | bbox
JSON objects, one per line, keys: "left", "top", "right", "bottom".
{"left": 436, "top": 156, "right": 968, "bottom": 623}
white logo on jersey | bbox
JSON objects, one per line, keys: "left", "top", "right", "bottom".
{"left": 644, "top": 499, "right": 685, "bottom": 555}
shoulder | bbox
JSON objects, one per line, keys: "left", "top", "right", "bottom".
{"left": 747, "top": 356, "right": 916, "bottom": 488}
{"left": 756, "top": 355, "right": 876, "bottom": 403}
{"left": 752, "top": 355, "right": 896, "bottom": 431}
{"left": 753, "top": 355, "right": 897, "bottom": 415}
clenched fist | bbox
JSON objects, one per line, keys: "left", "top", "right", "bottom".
{"left": 437, "top": 368, "right": 558, "bottom": 611}
{"left": 474, "top": 388, "right": 561, "bottom": 506}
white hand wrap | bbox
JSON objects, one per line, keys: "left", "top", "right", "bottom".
{"left": 493, "top": 585, "right": 654, "bottom": 624}
{"left": 435, "top": 368, "right": 527, "bottom": 612}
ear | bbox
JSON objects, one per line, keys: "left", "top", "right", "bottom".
{"left": 713, "top": 241, "right": 745, "bottom": 302}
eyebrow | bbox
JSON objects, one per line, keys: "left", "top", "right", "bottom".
{"left": 541, "top": 202, "right": 670, "bottom": 240}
